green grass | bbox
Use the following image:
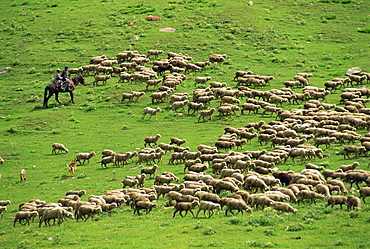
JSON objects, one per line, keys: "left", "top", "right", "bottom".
{"left": 0, "top": 0, "right": 370, "bottom": 248}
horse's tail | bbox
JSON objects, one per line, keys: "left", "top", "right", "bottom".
{"left": 43, "top": 85, "right": 50, "bottom": 107}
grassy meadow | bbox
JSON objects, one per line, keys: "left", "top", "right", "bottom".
{"left": 0, "top": 0, "right": 370, "bottom": 248}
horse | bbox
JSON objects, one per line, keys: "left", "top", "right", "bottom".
{"left": 43, "top": 75, "right": 86, "bottom": 108}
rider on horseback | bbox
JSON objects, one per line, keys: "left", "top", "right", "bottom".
{"left": 60, "top": 66, "right": 70, "bottom": 91}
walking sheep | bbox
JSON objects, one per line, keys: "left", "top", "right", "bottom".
{"left": 75, "top": 151, "right": 96, "bottom": 164}
{"left": 144, "top": 134, "right": 162, "bottom": 147}
{"left": 141, "top": 107, "right": 162, "bottom": 121}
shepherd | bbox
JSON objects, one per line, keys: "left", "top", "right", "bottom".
{"left": 43, "top": 75, "right": 86, "bottom": 108}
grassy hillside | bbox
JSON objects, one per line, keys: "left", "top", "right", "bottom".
{"left": 0, "top": 0, "right": 370, "bottom": 248}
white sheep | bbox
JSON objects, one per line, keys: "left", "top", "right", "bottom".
{"left": 75, "top": 151, "right": 96, "bottom": 164}
{"left": 198, "top": 108, "right": 216, "bottom": 122}
{"left": 195, "top": 201, "right": 221, "bottom": 218}
{"left": 101, "top": 155, "right": 116, "bottom": 168}
{"left": 13, "top": 211, "right": 39, "bottom": 227}
{"left": 20, "top": 169, "right": 26, "bottom": 182}
{"left": 359, "top": 187, "right": 370, "bottom": 204}
{"left": 271, "top": 201, "right": 297, "bottom": 214}
{"left": 144, "top": 134, "right": 162, "bottom": 147}
{"left": 93, "top": 75, "right": 111, "bottom": 86}
{"left": 347, "top": 195, "right": 361, "bottom": 211}
{"left": 195, "top": 77, "right": 212, "bottom": 85}
{"left": 51, "top": 143, "right": 69, "bottom": 154}
{"left": 141, "top": 107, "right": 162, "bottom": 121}
{"left": 171, "top": 100, "right": 189, "bottom": 112}
{"left": 172, "top": 200, "right": 199, "bottom": 218}
{"left": 0, "top": 156, "right": 4, "bottom": 164}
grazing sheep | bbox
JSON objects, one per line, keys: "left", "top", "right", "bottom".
{"left": 271, "top": 202, "right": 298, "bottom": 214}
{"left": 141, "top": 107, "right": 162, "bottom": 121}
{"left": 75, "top": 151, "right": 96, "bottom": 164}
{"left": 13, "top": 211, "right": 39, "bottom": 227}
{"left": 172, "top": 200, "right": 199, "bottom": 218}
{"left": 51, "top": 143, "right": 69, "bottom": 154}
{"left": 359, "top": 187, "right": 370, "bottom": 204}
{"left": 326, "top": 195, "right": 348, "bottom": 210}
{"left": 347, "top": 195, "right": 361, "bottom": 211}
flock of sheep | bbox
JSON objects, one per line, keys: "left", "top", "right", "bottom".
{"left": 2, "top": 49, "right": 370, "bottom": 228}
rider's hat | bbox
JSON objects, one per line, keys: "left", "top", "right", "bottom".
{"left": 65, "top": 66, "right": 69, "bottom": 69}
{"left": 56, "top": 68, "right": 61, "bottom": 72}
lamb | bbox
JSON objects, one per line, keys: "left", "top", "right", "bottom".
{"left": 93, "top": 75, "right": 111, "bottom": 86}
{"left": 75, "top": 151, "right": 96, "bottom": 164}
{"left": 141, "top": 107, "right": 162, "bottom": 121}
{"left": 13, "top": 211, "right": 39, "bottom": 227}
{"left": 326, "top": 195, "right": 348, "bottom": 210}
{"left": 144, "top": 134, "right": 162, "bottom": 147}
{"left": 359, "top": 187, "right": 370, "bottom": 204}
{"left": 122, "top": 178, "right": 139, "bottom": 188}
{"left": 172, "top": 200, "right": 199, "bottom": 218}
{"left": 51, "top": 143, "right": 69, "bottom": 154}
{"left": 100, "top": 203, "right": 118, "bottom": 216}
{"left": 150, "top": 91, "right": 169, "bottom": 103}
{"left": 76, "top": 204, "right": 102, "bottom": 221}
{"left": 198, "top": 108, "right": 216, "bottom": 122}
{"left": 347, "top": 195, "right": 361, "bottom": 211}
{"left": 271, "top": 202, "right": 298, "bottom": 214}
{"left": 141, "top": 164, "right": 159, "bottom": 178}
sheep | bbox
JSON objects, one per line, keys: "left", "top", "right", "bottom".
{"left": 249, "top": 195, "right": 274, "bottom": 210}
{"left": 140, "top": 164, "right": 159, "bottom": 178}
{"left": 209, "top": 54, "right": 227, "bottom": 64}
{"left": 225, "top": 199, "right": 252, "bottom": 216}
{"left": 347, "top": 195, "right": 361, "bottom": 211}
{"left": 0, "top": 156, "right": 3, "bottom": 164}
{"left": 51, "top": 143, "right": 69, "bottom": 154}
{"left": 13, "top": 211, "right": 39, "bottom": 227}
{"left": 314, "top": 137, "right": 336, "bottom": 149}
{"left": 66, "top": 190, "right": 86, "bottom": 197}
{"left": 171, "top": 100, "right": 189, "bottom": 112}
{"left": 118, "top": 72, "right": 132, "bottom": 83}
{"left": 172, "top": 200, "right": 199, "bottom": 218}
{"left": 339, "top": 162, "right": 359, "bottom": 172}
{"left": 39, "top": 207, "right": 74, "bottom": 227}
{"left": 136, "top": 153, "right": 155, "bottom": 165}
{"left": 133, "top": 201, "right": 157, "bottom": 215}
{"left": 147, "top": 49, "right": 163, "bottom": 59}
{"left": 195, "top": 77, "right": 212, "bottom": 85}
{"left": 343, "top": 146, "right": 366, "bottom": 159}
{"left": 76, "top": 204, "right": 102, "bottom": 221}
{"left": 296, "top": 190, "right": 325, "bottom": 205}
{"left": 93, "top": 75, "right": 111, "bottom": 86}
{"left": 326, "top": 195, "right": 348, "bottom": 210}
{"left": 188, "top": 102, "right": 204, "bottom": 114}
{"left": 75, "top": 151, "right": 96, "bottom": 165}
{"left": 271, "top": 202, "right": 298, "bottom": 214}
{"left": 195, "top": 201, "right": 221, "bottom": 218}
{"left": 198, "top": 108, "right": 216, "bottom": 122}
{"left": 0, "top": 206, "right": 6, "bottom": 218}
{"left": 344, "top": 170, "right": 370, "bottom": 189}
{"left": 101, "top": 155, "right": 116, "bottom": 168}
{"left": 122, "top": 178, "right": 139, "bottom": 188}
{"left": 150, "top": 91, "right": 169, "bottom": 103}
{"left": 144, "top": 134, "right": 162, "bottom": 147}
{"left": 0, "top": 200, "right": 11, "bottom": 206}
{"left": 141, "top": 107, "right": 162, "bottom": 121}
{"left": 359, "top": 187, "right": 370, "bottom": 204}
{"left": 315, "top": 184, "right": 331, "bottom": 197}
{"left": 100, "top": 203, "right": 118, "bottom": 216}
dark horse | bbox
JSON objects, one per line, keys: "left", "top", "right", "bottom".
{"left": 43, "top": 76, "right": 86, "bottom": 108}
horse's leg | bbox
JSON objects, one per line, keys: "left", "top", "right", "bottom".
{"left": 54, "top": 92, "right": 62, "bottom": 105}
{"left": 43, "top": 86, "right": 53, "bottom": 108}
{"left": 69, "top": 91, "right": 75, "bottom": 104}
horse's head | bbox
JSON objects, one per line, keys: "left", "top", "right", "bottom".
{"left": 73, "top": 76, "right": 86, "bottom": 86}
